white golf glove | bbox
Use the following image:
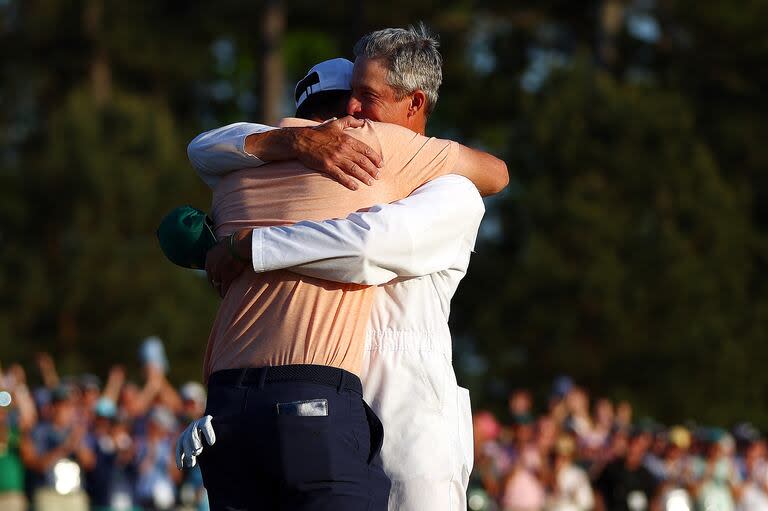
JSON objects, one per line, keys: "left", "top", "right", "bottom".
{"left": 175, "top": 415, "right": 216, "bottom": 469}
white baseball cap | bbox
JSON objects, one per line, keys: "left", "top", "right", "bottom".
{"left": 179, "top": 381, "right": 206, "bottom": 405}
{"left": 294, "top": 58, "right": 353, "bottom": 109}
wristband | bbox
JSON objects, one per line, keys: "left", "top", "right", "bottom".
{"left": 228, "top": 233, "right": 250, "bottom": 264}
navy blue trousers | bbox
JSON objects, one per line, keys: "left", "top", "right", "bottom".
{"left": 198, "top": 365, "right": 391, "bottom": 511}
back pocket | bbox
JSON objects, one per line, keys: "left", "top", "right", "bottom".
{"left": 276, "top": 413, "right": 333, "bottom": 486}
{"left": 362, "top": 401, "right": 384, "bottom": 465}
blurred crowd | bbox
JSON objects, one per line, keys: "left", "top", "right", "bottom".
{"left": 0, "top": 338, "right": 208, "bottom": 511}
{"left": 4, "top": 347, "right": 767, "bottom": 511}
{"left": 469, "top": 376, "right": 768, "bottom": 511}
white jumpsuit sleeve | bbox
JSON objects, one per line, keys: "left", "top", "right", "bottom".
{"left": 186, "top": 122, "right": 276, "bottom": 188}
{"left": 251, "top": 175, "right": 486, "bottom": 285}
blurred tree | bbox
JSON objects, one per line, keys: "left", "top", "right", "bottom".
{"left": 0, "top": 0, "right": 767, "bottom": 428}
{"left": 0, "top": 0, "right": 237, "bottom": 379}
{"left": 442, "top": 0, "right": 768, "bottom": 428}
{"left": 453, "top": 60, "right": 765, "bottom": 425}
{"left": 260, "top": 0, "right": 285, "bottom": 125}
{"left": 0, "top": 88, "right": 216, "bottom": 378}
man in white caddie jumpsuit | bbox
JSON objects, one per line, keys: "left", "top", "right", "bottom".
{"left": 178, "top": 26, "right": 507, "bottom": 510}
{"left": 245, "top": 177, "right": 482, "bottom": 510}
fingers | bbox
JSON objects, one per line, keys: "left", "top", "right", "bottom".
{"left": 304, "top": 119, "right": 382, "bottom": 187}
{"left": 329, "top": 141, "right": 382, "bottom": 188}
{"left": 350, "top": 153, "right": 381, "bottom": 183}
{"left": 339, "top": 141, "right": 381, "bottom": 182}
{"left": 220, "top": 261, "right": 246, "bottom": 297}
{"left": 175, "top": 428, "right": 187, "bottom": 470}
{"left": 328, "top": 166, "right": 359, "bottom": 190}
{"left": 337, "top": 158, "right": 374, "bottom": 187}
{"left": 190, "top": 421, "right": 203, "bottom": 455}
{"left": 355, "top": 139, "right": 383, "bottom": 170}
{"left": 217, "top": 258, "right": 239, "bottom": 298}
{"left": 335, "top": 115, "right": 365, "bottom": 129}
{"left": 182, "top": 429, "right": 198, "bottom": 468}
{"left": 324, "top": 117, "right": 383, "bottom": 175}
{"left": 201, "top": 415, "right": 216, "bottom": 446}
{"left": 205, "top": 243, "right": 227, "bottom": 297}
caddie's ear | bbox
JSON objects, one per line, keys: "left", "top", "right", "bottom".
{"left": 407, "top": 90, "right": 427, "bottom": 118}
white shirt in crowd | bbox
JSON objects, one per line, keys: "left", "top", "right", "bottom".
{"left": 547, "top": 464, "right": 595, "bottom": 511}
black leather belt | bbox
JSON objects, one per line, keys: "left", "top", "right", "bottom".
{"left": 208, "top": 364, "right": 363, "bottom": 395}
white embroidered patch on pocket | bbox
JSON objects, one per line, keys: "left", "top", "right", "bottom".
{"left": 276, "top": 399, "right": 329, "bottom": 417}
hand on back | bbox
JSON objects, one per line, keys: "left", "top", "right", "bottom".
{"left": 205, "top": 230, "right": 251, "bottom": 298}
{"left": 294, "top": 116, "right": 383, "bottom": 190}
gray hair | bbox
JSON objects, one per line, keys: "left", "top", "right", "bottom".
{"left": 353, "top": 23, "right": 443, "bottom": 116}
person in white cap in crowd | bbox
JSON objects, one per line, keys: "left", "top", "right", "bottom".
{"left": 135, "top": 407, "right": 179, "bottom": 510}
{"left": 178, "top": 382, "right": 206, "bottom": 423}
{"left": 178, "top": 24, "right": 508, "bottom": 510}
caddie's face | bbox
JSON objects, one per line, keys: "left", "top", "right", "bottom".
{"left": 347, "top": 57, "right": 411, "bottom": 127}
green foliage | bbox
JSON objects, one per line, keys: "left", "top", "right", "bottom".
{"left": 283, "top": 31, "right": 341, "bottom": 77}
{"left": 0, "top": 88, "right": 215, "bottom": 379}
{"left": 1, "top": 0, "right": 767, "bottom": 428}
{"left": 454, "top": 60, "right": 766, "bottom": 426}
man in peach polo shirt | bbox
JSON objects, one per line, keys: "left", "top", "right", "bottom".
{"left": 179, "top": 46, "right": 507, "bottom": 511}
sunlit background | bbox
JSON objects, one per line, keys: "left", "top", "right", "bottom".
{"left": 1, "top": 1, "right": 767, "bottom": 509}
